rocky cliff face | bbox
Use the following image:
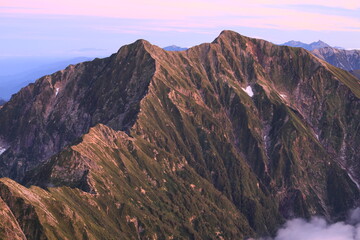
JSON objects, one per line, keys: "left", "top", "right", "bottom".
{"left": 282, "top": 41, "right": 360, "bottom": 80}
{"left": 312, "top": 47, "right": 360, "bottom": 73}
{"left": 0, "top": 40, "right": 155, "bottom": 180}
{"left": 0, "top": 30, "right": 360, "bottom": 239}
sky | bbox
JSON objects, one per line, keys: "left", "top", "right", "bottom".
{"left": 0, "top": 0, "right": 359, "bottom": 58}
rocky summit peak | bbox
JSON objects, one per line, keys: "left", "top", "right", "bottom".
{"left": 214, "top": 29, "right": 247, "bottom": 42}
{"left": 134, "top": 38, "right": 151, "bottom": 47}
{"left": 115, "top": 38, "right": 153, "bottom": 56}
{"left": 219, "top": 29, "right": 240, "bottom": 37}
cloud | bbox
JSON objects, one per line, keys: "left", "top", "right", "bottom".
{"left": 261, "top": 208, "right": 360, "bottom": 240}
{"left": 253, "top": 0, "right": 360, "bottom": 10}
{"left": 1, "top": 1, "right": 359, "bottom": 32}
{"left": 274, "top": 218, "right": 358, "bottom": 240}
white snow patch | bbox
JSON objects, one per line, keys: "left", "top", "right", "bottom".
{"left": 55, "top": 88, "right": 59, "bottom": 96}
{"left": 0, "top": 147, "right": 6, "bottom": 155}
{"left": 280, "top": 94, "right": 287, "bottom": 99}
{"left": 347, "top": 167, "right": 360, "bottom": 189}
{"left": 242, "top": 86, "right": 254, "bottom": 97}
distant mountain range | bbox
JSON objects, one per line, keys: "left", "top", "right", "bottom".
{"left": 163, "top": 45, "right": 188, "bottom": 51}
{"left": 282, "top": 40, "right": 360, "bottom": 79}
{"left": 281, "top": 40, "right": 331, "bottom": 51}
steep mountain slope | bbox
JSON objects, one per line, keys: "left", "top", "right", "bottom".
{"left": 350, "top": 69, "right": 360, "bottom": 79}
{"left": 0, "top": 41, "right": 155, "bottom": 180}
{"left": 0, "top": 57, "right": 92, "bottom": 100}
{"left": 312, "top": 47, "right": 360, "bottom": 72}
{"left": 0, "top": 31, "right": 360, "bottom": 239}
{"left": 282, "top": 41, "right": 360, "bottom": 79}
{"left": 282, "top": 40, "right": 330, "bottom": 51}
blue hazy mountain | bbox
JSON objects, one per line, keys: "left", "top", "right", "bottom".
{"left": 281, "top": 40, "right": 331, "bottom": 51}
{"left": 163, "top": 45, "right": 188, "bottom": 51}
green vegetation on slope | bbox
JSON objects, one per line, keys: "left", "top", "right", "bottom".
{"left": 0, "top": 30, "right": 359, "bottom": 239}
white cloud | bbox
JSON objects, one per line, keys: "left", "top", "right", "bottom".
{"left": 263, "top": 208, "right": 360, "bottom": 240}
{"left": 1, "top": 1, "right": 359, "bottom": 32}
{"left": 274, "top": 218, "right": 358, "bottom": 240}
{"left": 251, "top": 0, "right": 360, "bottom": 10}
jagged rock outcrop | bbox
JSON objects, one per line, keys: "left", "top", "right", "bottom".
{"left": 0, "top": 30, "right": 359, "bottom": 239}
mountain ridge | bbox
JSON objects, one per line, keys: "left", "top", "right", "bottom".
{"left": 0, "top": 57, "right": 93, "bottom": 100}
{"left": 312, "top": 47, "right": 360, "bottom": 71}
{"left": 281, "top": 40, "right": 360, "bottom": 79}
{"left": 281, "top": 40, "right": 331, "bottom": 51}
{"left": 0, "top": 30, "right": 359, "bottom": 239}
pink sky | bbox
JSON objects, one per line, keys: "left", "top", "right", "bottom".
{"left": 1, "top": 0, "right": 359, "bottom": 31}
{"left": 0, "top": 0, "right": 359, "bottom": 58}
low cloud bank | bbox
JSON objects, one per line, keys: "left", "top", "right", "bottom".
{"left": 262, "top": 208, "right": 360, "bottom": 240}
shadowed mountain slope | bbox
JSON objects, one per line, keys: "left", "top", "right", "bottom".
{"left": 312, "top": 47, "right": 360, "bottom": 72}
{"left": 0, "top": 30, "right": 360, "bottom": 239}
{"left": 282, "top": 40, "right": 360, "bottom": 79}
{"left": 350, "top": 69, "right": 360, "bottom": 79}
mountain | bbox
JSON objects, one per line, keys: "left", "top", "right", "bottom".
{"left": 163, "top": 45, "right": 188, "bottom": 51}
{"left": 312, "top": 47, "right": 360, "bottom": 71}
{"left": 0, "top": 30, "right": 360, "bottom": 239}
{"left": 350, "top": 69, "right": 360, "bottom": 79}
{"left": 282, "top": 40, "right": 331, "bottom": 51}
{"left": 282, "top": 41, "right": 360, "bottom": 79}
{"left": 0, "top": 57, "right": 92, "bottom": 100}
{"left": 0, "top": 99, "right": 5, "bottom": 106}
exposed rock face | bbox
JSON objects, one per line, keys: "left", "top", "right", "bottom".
{"left": 0, "top": 30, "right": 359, "bottom": 239}
{"left": 0, "top": 40, "right": 155, "bottom": 180}
{"left": 312, "top": 47, "right": 360, "bottom": 71}
{"left": 282, "top": 41, "right": 360, "bottom": 79}
{"left": 0, "top": 196, "right": 26, "bottom": 240}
